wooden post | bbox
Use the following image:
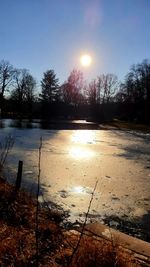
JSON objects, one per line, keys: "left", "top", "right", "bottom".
{"left": 15, "top": 160, "right": 23, "bottom": 191}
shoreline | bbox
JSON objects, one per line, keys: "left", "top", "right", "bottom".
{"left": 1, "top": 118, "right": 150, "bottom": 132}
{"left": 0, "top": 177, "right": 150, "bottom": 266}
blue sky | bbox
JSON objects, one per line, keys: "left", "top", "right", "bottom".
{"left": 0, "top": 0, "right": 150, "bottom": 86}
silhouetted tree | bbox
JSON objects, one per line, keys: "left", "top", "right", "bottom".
{"left": 87, "top": 80, "right": 97, "bottom": 106}
{"left": 40, "top": 70, "right": 59, "bottom": 118}
{"left": 137, "top": 59, "right": 150, "bottom": 102}
{"left": 0, "top": 60, "right": 15, "bottom": 115}
{"left": 115, "top": 59, "right": 150, "bottom": 122}
{"left": 61, "top": 69, "right": 84, "bottom": 105}
{"left": 60, "top": 69, "right": 86, "bottom": 118}
{"left": 100, "top": 74, "right": 118, "bottom": 103}
{"left": 10, "top": 69, "right": 36, "bottom": 118}
{"left": 119, "top": 60, "right": 150, "bottom": 104}
{"left": 115, "top": 83, "right": 127, "bottom": 102}
{"left": 87, "top": 74, "right": 118, "bottom": 105}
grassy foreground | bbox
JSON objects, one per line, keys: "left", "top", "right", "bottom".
{"left": 0, "top": 177, "right": 148, "bottom": 267}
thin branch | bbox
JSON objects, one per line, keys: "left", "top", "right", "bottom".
{"left": 35, "top": 137, "right": 42, "bottom": 267}
{"left": 0, "top": 135, "right": 14, "bottom": 168}
{"left": 68, "top": 180, "right": 98, "bottom": 266}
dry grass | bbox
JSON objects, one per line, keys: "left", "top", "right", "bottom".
{"left": 0, "top": 177, "right": 63, "bottom": 266}
{"left": 0, "top": 177, "right": 147, "bottom": 266}
{"left": 59, "top": 231, "right": 141, "bottom": 267}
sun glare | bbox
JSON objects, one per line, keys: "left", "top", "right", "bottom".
{"left": 71, "top": 130, "right": 95, "bottom": 144}
{"left": 69, "top": 131, "right": 95, "bottom": 159}
{"left": 73, "top": 186, "right": 85, "bottom": 194}
{"left": 80, "top": 54, "right": 92, "bottom": 67}
{"left": 69, "top": 147, "right": 94, "bottom": 159}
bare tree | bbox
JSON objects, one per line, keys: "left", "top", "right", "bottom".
{"left": 137, "top": 59, "right": 150, "bottom": 102}
{"left": 61, "top": 69, "right": 84, "bottom": 106}
{"left": 11, "top": 69, "right": 36, "bottom": 118}
{"left": 87, "top": 74, "right": 118, "bottom": 105}
{"left": 87, "top": 79, "right": 98, "bottom": 106}
{"left": 119, "top": 60, "right": 150, "bottom": 104}
{"left": 115, "top": 59, "right": 150, "bottom": 123}
{"left": 0, "top": 60, "right": 15, "bottom": 113}
{"left": 100, "top": 74, "right": 118, "bottom": 103}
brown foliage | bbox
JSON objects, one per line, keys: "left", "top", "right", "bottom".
{"left": 0, "top": 177, "right": 63, "bottom": 266}
{"left": 0, "top": 177, "right": 145, "bottom": 266}
{"left": 59, "top": 231, "right": 140, "bottom": 267}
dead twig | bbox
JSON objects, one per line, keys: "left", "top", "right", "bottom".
{"left": 0, "top": 135, "right": 14, "bottom": 170}
{"left": 35, "top": 136, "right": 42, "bottom": 267}
{"left": 68, "top": 180, "right": 98, "bottom": 266}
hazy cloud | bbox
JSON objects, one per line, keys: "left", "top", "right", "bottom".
{"left": 83, "top": 0, "right": 102, "bottom": 29}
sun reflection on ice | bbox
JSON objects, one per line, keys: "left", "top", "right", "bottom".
{"left": 71, "top": 130, "right": 95, "bottom": 144}
{"left": 71, "top": 185, "right": 93, "bottom": 195}
{"left": 69, "top": 130, "right": 95, "bottom": 159}
{"left": 73, "top": 186, "right": 85, "bottom": 194}
{"left": 69, "top": 146, "right": 94, "bottom": 159}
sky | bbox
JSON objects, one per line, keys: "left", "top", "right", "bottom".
{"left": 0, "top": 0, "right": 150, "bottom": 86}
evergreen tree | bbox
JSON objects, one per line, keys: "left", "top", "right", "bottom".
{"left": 40, "top": 70, "right": 59, "bottom": 118}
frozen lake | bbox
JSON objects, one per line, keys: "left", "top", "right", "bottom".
{"left": 0, "top": 120, "right": 150, "bottom": 239}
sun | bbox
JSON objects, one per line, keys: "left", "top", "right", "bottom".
{"left": 80, "top": 54, "right": 92, "bottom": 67}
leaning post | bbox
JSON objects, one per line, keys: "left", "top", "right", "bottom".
{"left": 15, "top": 160, "right": 23, "bottom": 191}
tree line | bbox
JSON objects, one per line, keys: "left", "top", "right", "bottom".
{"left": 0, "top": 59, "right": 150, "bottom": 123}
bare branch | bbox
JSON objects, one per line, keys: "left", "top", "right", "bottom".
{"left": 35, "top": 137, "right": 42, "bottom": 267}
{"left": 69, "top": 180, "right": 98, "bottom": 266}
